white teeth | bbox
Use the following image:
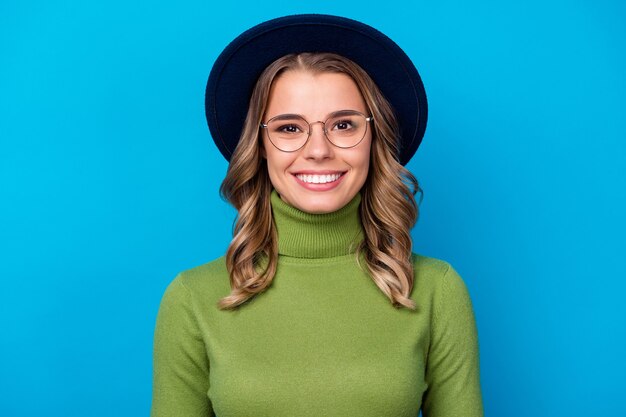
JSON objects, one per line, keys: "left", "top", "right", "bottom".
{"left": 296, "top": 173, "right": 342, "bottom": 184}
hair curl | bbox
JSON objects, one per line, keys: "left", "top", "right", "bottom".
{"left": 218, "top": 52, "right": 421, "bottom": 310}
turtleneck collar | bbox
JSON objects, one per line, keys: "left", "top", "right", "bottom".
{"left": 270, "top": 190, "right": 364, "bottom": 258}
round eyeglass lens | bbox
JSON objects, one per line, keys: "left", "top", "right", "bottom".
{"left": 266, "top": 115, "right": 309, "bottom": 152}
{"left": 324, "top": 111, "right": 369, "bottom": 148}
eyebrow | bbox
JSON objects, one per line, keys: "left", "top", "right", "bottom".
{"left": 266, "top": 113, "right": 303, "bottom": 122}
{"left": 265, "top": 109, "right": 366, "bottom": 122}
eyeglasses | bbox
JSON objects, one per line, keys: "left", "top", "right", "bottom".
{"left": 260, "top": 110, "right": 373, "bottom": 152}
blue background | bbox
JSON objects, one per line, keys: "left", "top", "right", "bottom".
{"left": 1, "top": 0, "right": 625, "bottom": 415}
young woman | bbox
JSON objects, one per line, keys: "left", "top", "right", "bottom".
{"left": 152, "top": 14, "right": 483, "bottom": 417}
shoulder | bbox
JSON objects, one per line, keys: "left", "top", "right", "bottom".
{"left": 411, "top": 253, "right": 452, "bottom": 277}
{"left": 410, "top": 253, "right": 473, "bottom": 305}
{"left": 411, "top": 253, "right": 459, "bottom": 287}
{"left": 162, "top": 256, "right": 231, "bottom": 307}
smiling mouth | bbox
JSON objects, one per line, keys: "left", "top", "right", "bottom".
{"left": 294, "top": 173, "right": 345, "bottom": 184}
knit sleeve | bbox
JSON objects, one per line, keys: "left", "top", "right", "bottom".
{"left": 422, "top": 264, "right": 484, "bottom": 417}
{"left": 151, "top": 275, "right": 214, "bottom": 417}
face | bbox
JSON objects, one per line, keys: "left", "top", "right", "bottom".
{"left": 261, "top": 70, "right": 372, "bottom": 214}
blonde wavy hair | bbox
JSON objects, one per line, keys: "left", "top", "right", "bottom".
{"left": 218, "top": 52, "right": 420, "bottom": 310}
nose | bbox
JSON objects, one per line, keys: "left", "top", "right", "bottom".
{"left": 303, "top": 121, "right": 333, "bottom": 160}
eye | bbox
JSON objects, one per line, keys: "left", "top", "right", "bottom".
{"left": 280, "top": 124, "right": 301, "bottom": 133}
{"left": 273, "top": 123, "right": 305, "bottom": 135}
{"left": 331, "top": 119, "right": 354, "bottom": 131}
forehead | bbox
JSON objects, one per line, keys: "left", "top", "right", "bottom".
{"left": 265, "top": 70, "right": 367, "bottom": 118}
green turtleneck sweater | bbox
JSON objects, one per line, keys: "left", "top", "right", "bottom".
{"left": 151, "top": 191, "right": 483, "bottom": 417}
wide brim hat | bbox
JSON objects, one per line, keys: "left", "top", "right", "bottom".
{"left": 205, "top": 14, "right": 427, "bottom": 166}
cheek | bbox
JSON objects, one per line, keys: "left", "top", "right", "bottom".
{"left": 266, "top": 152, "right": 286, "bottom": 174}
{"left": 357, "top": 146, "right": 373, "bottom": 191}
{"left": 260, "top": 135, "right": 270, "bottom": 159}
{"left": 264, "top": 161, "right": 282, "bottom": 193}
{"left": 356, "top": 141, "right": 372, "bottom": 178}
{"left": 263, "top": 144, "right": 293, "bottom": 186}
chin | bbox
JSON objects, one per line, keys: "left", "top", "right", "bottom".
{"left": 291, "top": 195, "right": 349, "bottom": 214}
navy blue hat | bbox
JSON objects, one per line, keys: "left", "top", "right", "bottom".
{"left": 205, "top": 14, "right": 427, "bottom": 165}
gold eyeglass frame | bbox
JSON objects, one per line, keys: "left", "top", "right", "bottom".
{"left": 260, "top": 110, "right": 374, "bottom": 152}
